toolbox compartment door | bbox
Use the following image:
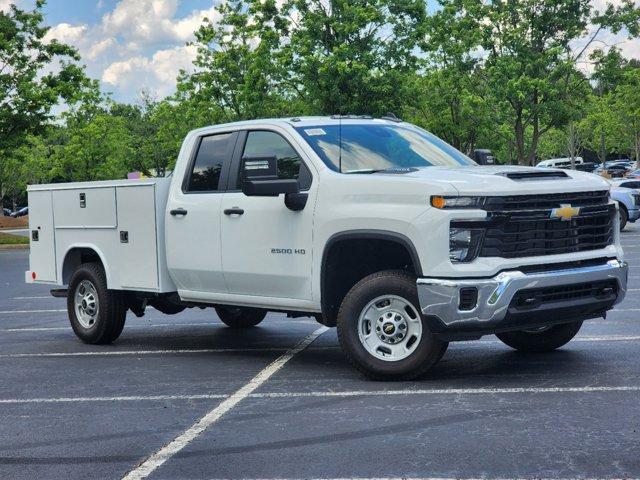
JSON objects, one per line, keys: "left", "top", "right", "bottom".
{"left": 28, "top": 190, "right": 57, "bottom": 282}
{"left": 115, "top": 185, "right": 159, "bottom": 290}
{"left": 52, "top": 187, "right": 117, "bottom": 228}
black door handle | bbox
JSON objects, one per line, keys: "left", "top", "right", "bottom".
{"left": 224, "top": 208, "right": 245, "bottom": 216}
{"left": 170, "top": 208, "right": 188, "bottom": 216}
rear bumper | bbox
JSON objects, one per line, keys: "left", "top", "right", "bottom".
{"left": 417, "top": 259, "right": 628, "bottom": 341}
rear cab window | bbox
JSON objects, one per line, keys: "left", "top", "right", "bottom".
{"left": 184, "top": 132, "right": 236, "bottom": 192}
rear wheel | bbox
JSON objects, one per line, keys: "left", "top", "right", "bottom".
{"left": 336, "top": 270, "right": 448, "bottom": 380}
{"left": 215, "top": 306, "right": 267, "bottom": 328}
{"left": 620, "top": 205, "right": 628, "bottom": 231}
{"left": 496, "top": 321, "right": 583, "bottom": 353}
{"left": 67, "top": 262, "right": 127, "bottom": 344}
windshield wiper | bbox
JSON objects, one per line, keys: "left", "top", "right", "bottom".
{"left": 344, "top": 167, "right": 419, "bottom": 174}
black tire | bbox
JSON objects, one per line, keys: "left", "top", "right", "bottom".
{"left": 336, "top": 270, "right": 448, "bottom": 380}
{"left": 619, "top": 205, "right": 628, "bottom": 231}
{"left": 496, "top": 321, "right": 583, "bottom": 353}
{"left": 148, "top": 297, "right": 186, "bottom": 315}
{"left": 215, "top": 306, "right": 267, "bottom": 328}
{"left": 67, "top": 262, "right": 127, "bottom": 344}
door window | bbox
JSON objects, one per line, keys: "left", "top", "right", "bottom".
{"left": 238, "top": 131, "right": 311, "bottom": 190}
{"left": 185, "top": 132, "right": 235, "bottom": 192}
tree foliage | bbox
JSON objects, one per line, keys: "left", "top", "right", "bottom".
{"left": 2, "top": 0, "right": 640, "bottom": 208}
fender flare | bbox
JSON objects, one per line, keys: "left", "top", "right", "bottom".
{"left": 60, "top": 244, "right": 112, "bottom": 287}
{"left": 320, "top": 229, "right": 423, "bottom": 316}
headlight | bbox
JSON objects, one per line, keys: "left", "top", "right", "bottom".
{"left": 449, "top": 228, "right": 483, "bottom": 263}
{"left": 633, "top": 193, "right": 640, "bottom": 206}
{"left": 431, "top": 196, "right": 485, "bottom": 209}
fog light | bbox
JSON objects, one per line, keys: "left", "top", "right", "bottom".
{"left": 449, "top": 228, "right": 482, "bottom": 263}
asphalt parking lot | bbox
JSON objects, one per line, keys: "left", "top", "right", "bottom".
{"left": 1, "top": 230, "right": 640, "bottom": 480}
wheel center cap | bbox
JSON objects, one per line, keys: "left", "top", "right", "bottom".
{"left": 383, "top": 323, "right": 396, "bottom": 335}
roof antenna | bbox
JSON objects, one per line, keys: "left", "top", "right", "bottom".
{"left": 338, "top": 113, "right": 342, "bottom": 173}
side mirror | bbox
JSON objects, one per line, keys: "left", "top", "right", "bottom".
{"left": 241, "top": 154, "right": 300, "bottom": 197}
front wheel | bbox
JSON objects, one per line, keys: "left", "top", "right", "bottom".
{"left": 337, "top": 270, "right": 448, "bottom": 380}
{"left": 67, "top": 262, "right": 127, "bottom": 344}
{"left": 496, "top": 321, "right": 583, "bottom": 353}
{"left": 215, "top": 306, "right": 267, "bottom": 328}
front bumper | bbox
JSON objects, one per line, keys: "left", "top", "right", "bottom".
{"left": 417, "top": 259, "right": 628, "bottom": 340}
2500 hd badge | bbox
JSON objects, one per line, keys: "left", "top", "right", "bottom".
{"left": 271, "top": 248, "right": 306, "bottom": 255}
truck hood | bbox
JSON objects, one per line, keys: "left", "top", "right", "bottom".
{"left": 385, "top": 165, "right": 610, "bottom": 196}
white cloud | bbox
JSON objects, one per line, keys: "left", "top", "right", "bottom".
{"left": 43, "top": 22, "right": 88, "bottom": 44}
{"left": 86, "top": 37, "right": 117, "bottom": 60}
{"left": 102, "top": 45, "right": 198, "bottom": 98}
{"left": 100, "top": 0, "right": 220, "bottom": 48}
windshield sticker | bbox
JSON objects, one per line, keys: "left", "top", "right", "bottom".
{"left": 304, "top": 128, "right": 326, "bottom": 136}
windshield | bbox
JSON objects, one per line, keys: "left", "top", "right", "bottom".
{"left": 295, "top": 123, "right": 475, "bottom": 173}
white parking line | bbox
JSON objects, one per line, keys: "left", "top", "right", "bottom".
{"left": 2, "top": 384, "right": 638, "bottom": 406}
{"left": 0, "top": 393, "right": 227, "bottom": 404}
{"left": 0, "top": 335, "right": 638, "bottom": 359}
{"left": 0, "top": 309, "right": 66, "bottom": 314}
{"left": 122, "top": 326, "right": 329, "bottom": 480}
{"left": 0, "top": 322, "right": 226, "bottom": 332}
{"left": 0, "top": 347, "right": 291, "bottom": 358}
{"left": 11, "top": 295, "right": 53, "bottom": 300}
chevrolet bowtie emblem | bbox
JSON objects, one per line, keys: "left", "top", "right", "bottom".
{"left": 551, "top": 204, "right": 580, "bottom": 221}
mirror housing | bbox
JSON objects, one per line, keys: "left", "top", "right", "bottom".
{"left": 242, "top": 178, "right": 299, "bottom": 197}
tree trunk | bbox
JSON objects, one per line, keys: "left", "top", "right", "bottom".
{"left": 514, "top": 112, "right": 526, "bottom": 165}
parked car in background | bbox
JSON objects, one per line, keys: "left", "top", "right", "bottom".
{"left": 610, "top": 185, "right": 640, "bottom": 230}
{"left": 625, "top": 169, "right": 640, "bottom": 179}
{"left": 610, "top": 179, "right": 640, "bottom": 190}
{"left": 537, "top": 157, "right": 584, "bottom": 168}
{"left": 3, "top": 208, "right": 11, "bottom": 216}
{"left": 10, "top": 206, "right": 28, "bottom": 218}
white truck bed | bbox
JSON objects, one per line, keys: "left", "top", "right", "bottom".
{"left": 26, "top": 178, "right": 175, "bottom": 293}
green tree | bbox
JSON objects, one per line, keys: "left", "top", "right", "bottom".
{"left": 0, "top": 0, "right": 89, "bottom": 204}
{"left": 613, "top": 69, "right": 640, "bottom": 162}
{"left": 280, "top": 0, "right": 426, "bottom": 115}
{"left": 432, "top": 0, "right": 640, "bottom": 165}
{"left": 52, "top": 114, "right": 135, "bottom": 182}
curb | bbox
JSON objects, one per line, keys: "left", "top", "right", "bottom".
{"left": 0, "top": 244, "right": 29, "bottom": 250}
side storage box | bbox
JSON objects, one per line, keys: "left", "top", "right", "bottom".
{"left": 115, "top": 184, "right": 159, "bottom": 290}
{"left": 28, "top": 190, "right": 57, "bottom": 282}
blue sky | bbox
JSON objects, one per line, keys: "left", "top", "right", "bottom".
{"left": 2, "top": 1, "right": 639, "bottom": 105}
{"left": 2, "top": 0, "right": 223, "bottom": 103}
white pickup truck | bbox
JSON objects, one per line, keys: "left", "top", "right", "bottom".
{"left": 26, "top": 116, "right": 628, "bottom": 379}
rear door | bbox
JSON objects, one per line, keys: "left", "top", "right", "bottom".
{"left": 165, "top": 131, "right": 238, "bottom": 295}
{"left": 220, "top": 128, "right": 316, "bottom": 300}
{"left": 28, "top": 190, "right": 57, "bottom": 282}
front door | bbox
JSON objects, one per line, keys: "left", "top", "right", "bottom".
{"left": 220, "top": 129, "right": 316, "bottom": 300}
{"left": 165, "top": 131, "right": 238, "bottom": 295}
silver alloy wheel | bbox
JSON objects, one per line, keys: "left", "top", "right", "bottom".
{"left": 357, "top": 294, "right": 423, "bottom": 362}
{"left": 74, "top": 279, "right": 99, "bottom": 329}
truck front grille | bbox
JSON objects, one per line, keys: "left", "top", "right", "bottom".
{"left": 478, "top": 192, "right": 614, "bottom": 259}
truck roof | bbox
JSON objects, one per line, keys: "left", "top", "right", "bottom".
{"left": 189, "top": 115, "right": 405, "bottom": 134}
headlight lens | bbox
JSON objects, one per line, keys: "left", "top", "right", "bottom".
{"left": 449, "top": 228, "right": 483, "bottom": 263}
{"left": 431, "top": 196, "right": 485, "bottom": 209}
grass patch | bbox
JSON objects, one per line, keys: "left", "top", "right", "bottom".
{"left": 0, "top": 232, "right": 29, "bottom": 245}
